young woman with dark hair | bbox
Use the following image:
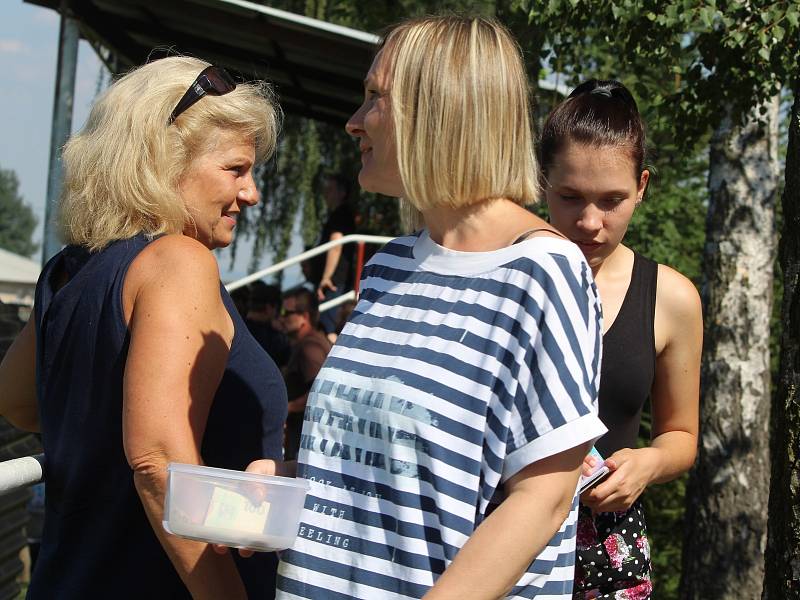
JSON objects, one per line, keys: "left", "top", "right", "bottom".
{"left": 540, "top": 79, "right": 703, "bottom": 599}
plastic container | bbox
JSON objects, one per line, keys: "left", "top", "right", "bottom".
{"left": 163, "top": 463, "right": 309, "bottom": 551}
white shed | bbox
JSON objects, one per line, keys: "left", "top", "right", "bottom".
{"left": 0, "top": 248, "right": 40, "bottom": 306}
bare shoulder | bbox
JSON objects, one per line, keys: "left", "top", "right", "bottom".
{"left": 138, "top": 234, "right": 218, "bottom": 275}
{"left": 656, "top": 263, "right": 702, "bottom": 324}
{"left": 127, "top": 235, "right": 220, "bottom": 290}
{"left": 123, "top": 235, "right": 223, "bottom": 322}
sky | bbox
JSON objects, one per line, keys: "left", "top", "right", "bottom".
{"left": 0, "top": 1, "right": 304, "bottom": 286}
{"left": 0, "top": 2, "right": 98, "bottom": 251}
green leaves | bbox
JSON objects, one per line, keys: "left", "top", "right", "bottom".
{"left": 698, "top": 6, "right": 715, "bottom": 28}
{"left": 787, "top": 5, "right": 799, "bottom": 28}
{"left": 235, "top": 0, "right": 797, "bottom": 274}
{"left": 665, "top": 3, "right": 679, "bottom": 23}
{"left": 0, "top": 166, "right": 38, "bottom": 258}
{"left": 527, "top": 0, "right": 799, "bottom": 145}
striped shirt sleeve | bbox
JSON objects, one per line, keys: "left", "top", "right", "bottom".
{"left": 502, "top": 251, "right": 606, "bottom": 481}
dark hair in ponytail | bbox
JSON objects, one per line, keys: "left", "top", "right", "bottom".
{"left": 539, "top": 79, "right": 647, "bottom": 180}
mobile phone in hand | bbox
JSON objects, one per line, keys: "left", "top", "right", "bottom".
{"left": 579, "top": 447, "right": 610, "bottom": 494}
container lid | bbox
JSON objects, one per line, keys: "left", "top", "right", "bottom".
{"left": 167, "top": 462, "right": 310, "bottom": 490}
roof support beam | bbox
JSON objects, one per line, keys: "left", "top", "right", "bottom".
{"left": 42, "top": 0, "right": 79, "bottom": 264}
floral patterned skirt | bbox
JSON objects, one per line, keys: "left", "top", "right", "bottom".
{"left": 573, "top": 501, "right": 652, "bottom": 599}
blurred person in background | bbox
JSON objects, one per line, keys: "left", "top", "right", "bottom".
{"left": 0, "top": 56, "right": 288, "bottom": 600}
{"left": 279, "top": 287, "right": 331, "bottom": 461}
{"left": 312, "top": 174, "right": 356, "bottom": 335}
{"left": 245, "top": 280, "right": 291, "bottom": 367}
{"left": 329, "top": 298, "right": 357, "bottom": 344}
{"left": 229, "top": 284, "right": 251, "bottom": 318}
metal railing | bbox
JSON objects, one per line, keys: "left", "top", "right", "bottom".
{"left": 225, "top": 233, "right": 393, "bottom": 313}
{"left": 0, "top": 454, "right": 44, "bottom": 495}
{"left": 0, "top": 234, "right": 394, "bottom": 495}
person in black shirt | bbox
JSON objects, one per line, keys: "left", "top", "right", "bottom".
{"left": 245, "top": 281, "right": 291, "bottom": 368}
{"left": 279, "top": 288, "right": 331, "bottom": 460}
{"left": 541, "top": 79, "right": 702, "bottom": 599}
{"left": 313, "top": 174, "right": 355, "bottom": 335}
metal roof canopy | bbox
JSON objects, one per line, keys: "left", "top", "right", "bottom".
{"left": 25, "top": 0, "right": 380, "bottom": 124}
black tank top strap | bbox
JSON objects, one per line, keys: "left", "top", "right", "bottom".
{"left": 638, "top": 253, "right": 658, "bottom": 330}
{"left": 512, "top": 227, "right": 567, "bottom": 244}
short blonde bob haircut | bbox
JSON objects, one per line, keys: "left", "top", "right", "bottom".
{"left": 60, "top": 56, "right": 280, "bottom": 251}
{"left": 380, "top": 16, "right": 539, "bottom": 226}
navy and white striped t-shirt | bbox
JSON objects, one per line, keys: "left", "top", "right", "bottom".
{"left": 277, "top": 230, "right": 607, "bottom": 599}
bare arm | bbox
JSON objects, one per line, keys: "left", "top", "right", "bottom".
{"left": 584, "top": 266, "right": 702, "bottom": 511}
{"left": 122, "top": 236, "right": 246, "bottom": 600}
{"left": 287, "top": 391, "right": 310, "bottom": 414}
{"left": 647, "top": 266, "right": 702, "bottom": 479}
{"left": 317, "top": 231, "right": 344, "bottom": 300}
{"left": 423, "top": 442, "right": 591, "bottom": 600}
{"left": 0, "top": 317, "right": 39, "bottom": 432}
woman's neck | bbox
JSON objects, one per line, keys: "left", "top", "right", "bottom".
{"left": 423, "top": 199, "right": 545, "bottom": 252}
{"left": 591, "top": 243, "right": 632, "bottom": 281}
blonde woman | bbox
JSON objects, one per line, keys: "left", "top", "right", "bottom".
{"left": 0, "top": 57, "right": 286, "bottom": 599}
{"left": 270, "top": 15, "right": 607, "bottom": 599}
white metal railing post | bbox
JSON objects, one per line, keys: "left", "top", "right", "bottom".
{"left": 318, "top": 290, "right": 356, "bottom": 314}
{"left": 0, "top": 454, "right": 44, "bottom": 496}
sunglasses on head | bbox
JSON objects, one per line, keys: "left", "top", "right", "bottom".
{"left": 168, "top": 65, "right": 236, "bottom": 125}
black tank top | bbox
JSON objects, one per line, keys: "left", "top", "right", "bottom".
{"left": 30, "top": 235, "right": 287, "bottom": 599}
{"left": 595, "top": 253, "right": 658, "bottom": 458}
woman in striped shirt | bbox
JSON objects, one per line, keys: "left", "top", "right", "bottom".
{"left": 251, "top": 15, "right": 608, "bottom": 599}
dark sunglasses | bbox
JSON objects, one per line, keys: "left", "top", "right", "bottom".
{"left": 281, "top": 308, "right": 303, "bottom": 317}
{"left": 168, "top": 65, "right": 236, "bottom": 125}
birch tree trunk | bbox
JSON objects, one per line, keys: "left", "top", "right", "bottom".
{"left": 763, "top": 83, "right": 800, "bottom": 600}
{"left": 680, "top": 96, "right": 781, "bottom": 599}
